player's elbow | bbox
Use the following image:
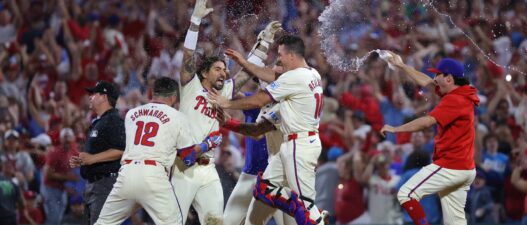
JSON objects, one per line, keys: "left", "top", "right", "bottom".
{"left": 422, "top": 116, "right": 437, "bottom": 128}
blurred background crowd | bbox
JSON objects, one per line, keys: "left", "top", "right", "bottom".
{"left": 0, "top": 0, "right": 526, "bottom": 224}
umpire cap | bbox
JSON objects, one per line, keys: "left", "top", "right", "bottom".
{"left": 86, "top": 81, "right": 120, "bottom": 100}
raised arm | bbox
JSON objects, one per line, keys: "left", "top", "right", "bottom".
{"left": 384, "top": 51, "right": 436, "bottom": 91}
{"left": 180, "top": 0, "right": 213, "bottom": 86}
{"left": 227, "top": 49, "right": 278, "bottom": 84}
{"left": 230, "top": 21, "right": 282, "bottom": 92}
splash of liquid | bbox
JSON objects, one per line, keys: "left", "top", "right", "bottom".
{"left": 318, "top": 0, "right": 525, "bottom": 75}
{"left": 423, "top": 0, "right": 525, "bottom": 76}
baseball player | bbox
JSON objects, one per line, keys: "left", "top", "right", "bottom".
{"left": 210, "top": 35, "right": 327, "bottom": 225}
{"left": 173, "top": 0, "right": 281, "bottom": 223}
{"left": 221, "top": 93, "right": 295, "bottom": 225}
{"left": 379, "top": 53, "right": 479, "bottom": 225}
{"left": 94, "top": 77, "right": 222, "bottom": 225}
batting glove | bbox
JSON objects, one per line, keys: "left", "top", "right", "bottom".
{"left": 177, "top": 147, "right": 199, "bottom": 167}
{"left": 201, "top": 131, "right": 222, "bottom": 152}
{"left": 258, "top": 21, "right": 282, "bottom": 44}
{"left": 190, "top": 0, "right": 213, "bottom": 25}
{"left": 249, "top": 21, "right": 282, "bottom": 60}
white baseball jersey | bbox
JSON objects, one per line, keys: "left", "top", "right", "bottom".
{"left": 265, "top": 67, "right": 323, "bottom": 135}
{"left": 368, "top": 174, "right": 401, "bottom": 224}
{"left": 123, "top": 102, "right": 196, "bottom": 168}
{"left": 179, "top": 75, "right": 235, "bottom": 157}
{"left": 256, "top": 103, "right": 283, "bottom": 156}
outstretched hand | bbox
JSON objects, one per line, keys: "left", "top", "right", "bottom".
{"left": 258, "top": 21, "right": 282, "bottom": 44}
{"left": 208, "top": 90, "right": 230, "bottom": 109}
{"left": 191, "top": 0, "right": 213, "bottom": 20}
{"left": 379, "top": 124, "right": 396, "bottom": 138}
{"left": 384, "top": 51, "right": 404, "bottom": 68}
{"left": 225, "top": 49, "right": 248, "bottom": 67}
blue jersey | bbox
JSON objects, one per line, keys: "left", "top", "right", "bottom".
{"left": 242, "top": 93, "right": 269, "bottom": 175}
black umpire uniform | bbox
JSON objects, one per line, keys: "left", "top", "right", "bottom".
{"left": 82, "top": 81, "right": 125, "bottom": 225}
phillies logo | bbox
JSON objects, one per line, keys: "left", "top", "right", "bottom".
{"left": 194, "top": 96, "right": 217, "bottom": 119}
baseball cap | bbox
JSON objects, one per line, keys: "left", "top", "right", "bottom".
{"left": 86, "top": 81, "right": 119, "bottom": 100}
{"left": 30, "top": 133, "right": 52, "bottom": 147}
{"left": 23, "top": 190, "right": 37, "bottom": 200}
{"left": 327, "top": 146, "right": 343, "bottom": 161}
{"left": 427, "top": 58, "right": 464, "bottom": 78}
{"left": 4, "top": 129, "right": 19, "bottom": 139}
{"left": 70, "top": 195, "right": 84, "bottom": 205}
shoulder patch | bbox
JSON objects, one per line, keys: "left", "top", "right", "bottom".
{"left": 269, "top": 81, "right": 279, "bottom": 90}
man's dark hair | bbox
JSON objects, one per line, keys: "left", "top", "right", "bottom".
{"left": 276, "top": 35, "right": 305, "bottom": 58}
{"left": 108, "top": 97, "right": 117, "bottom": 108}
{"left": 153, "top": 77, "right": 179, "bottom": 97}
{"left": 482, "top": 133, "right": 498, "bottom": 145}
{"left": 453, "top": 77, "right": 470, "bottom": 86}
{"left": 197, "top": 56, "right": 226, "bottom": 81}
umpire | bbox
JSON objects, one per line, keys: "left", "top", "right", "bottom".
{"left": 69, "top": 81, "right": 125, "bottom": 225}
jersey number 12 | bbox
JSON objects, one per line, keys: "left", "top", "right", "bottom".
{"left": 134, "top": 121, "right": 159, "bottom": 147}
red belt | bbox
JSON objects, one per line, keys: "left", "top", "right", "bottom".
{"left": 287, "top": 131, "right": 317, "bottom": 141}
{"left": 123, "top": 159, "right": 157, "bottom": 166}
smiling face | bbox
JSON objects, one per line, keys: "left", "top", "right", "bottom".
{"left": 203, "top": 61, "right": 228, "bottom": 90}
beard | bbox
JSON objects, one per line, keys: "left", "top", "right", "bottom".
{"left": 213, "top": 80, "right": 224, "bottom": 90}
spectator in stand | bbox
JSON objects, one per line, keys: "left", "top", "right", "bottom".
{"left": 41, "top": 127, "right": 79, "bottom": 225}
{"left": 466, "top": 168, "right": 495, "bottom": 224}
{"left": 19, "top": 190, "right": 45, "bottom": 225}
{"left": 0, "top": 155, "right": 25, "bottom": 225}
{"left": 62, "top": 195, "right": 85, "bottom": 225}
{"left": 367, "top": 152, "right": 402, "bottom": 225}
{"left": 335, "top": 150, "right": 376, "bottom": 225}
{"left": 1, "top": 129, "right": 35, "bottom": 190}
{"left": 511, "top": 152, "right": 527, "bottom": 225}
{"left": 481, "top": 133, "right": 510, "bottom": 206}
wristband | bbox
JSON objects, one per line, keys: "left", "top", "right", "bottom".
{"left": 184, "top": 30, "right": 199, "bottom": 50}
{"left": 199, "top": 142, "right": 209, "bottom": 153}
{"left": 190, "top": 16, "right": 201, "bottom": 25}
{"left": 247, "top": 54, "right": 264, "bottom": 67}
{"left": 223, "top": 118, "right": 241, "bottom": 132}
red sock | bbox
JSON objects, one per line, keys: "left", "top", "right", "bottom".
{"left": 401, "top": 199, "right": 429, "bottom": 225}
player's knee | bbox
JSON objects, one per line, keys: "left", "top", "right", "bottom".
{"left": 397, "top": 187, "right": 414, "bottom": 204}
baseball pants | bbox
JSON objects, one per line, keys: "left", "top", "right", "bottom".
{"left": 171, "top": 158, "right": 224, "bottom": 225}
{"left": 397, "top": 163, "right": 476, "bottom": 225}
{"left": 95, "top": 161, "right": 183, "bottom": 225}
{"left": 224, "top": 172, "right": 293, "bottom": 225}
{"left": 247, "top": 134, "right": 324, "bottom": 225}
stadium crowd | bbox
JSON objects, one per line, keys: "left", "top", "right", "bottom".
{"left": 0, "top": 0, "right": 526, "bottom": 224}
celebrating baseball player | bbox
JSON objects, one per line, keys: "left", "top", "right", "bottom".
{"left": 379, "top": 53, "right": 479, "bottom": 225}
{"left": 94, "top": 77, "right": 222, "bottom": 225}
{"left": 220, "top": 93, "right": 297, "bottom": 225}
{"left": 210, "top": 35, "right": 327, "bottom": 225}
{"left": 171, "top": 0, "right": 281, "bottom": 224}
